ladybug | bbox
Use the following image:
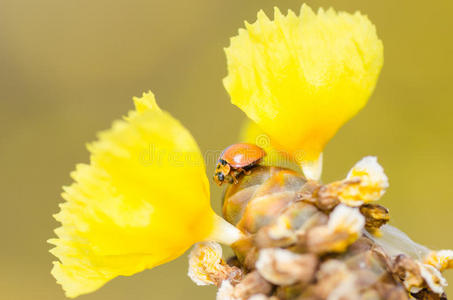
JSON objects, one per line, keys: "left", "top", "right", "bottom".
{"left": 214, "top": 143, "right": 266, "bottom": 185}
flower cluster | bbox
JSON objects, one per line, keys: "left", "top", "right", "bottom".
{"left": 49, "top": 3, "right": 451, "bottom": 300}
{"left": 193, "top": 159, "right": 451, "bottom": 299}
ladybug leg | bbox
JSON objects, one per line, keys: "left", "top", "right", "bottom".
{"left": 232, "top": 174, "right": 239, "bottom": 184}
{"left": 230, "top": 171, "right": 239, "bottom": 184}
{"left": 237, "top": 167, "right": 252, "bottom": 176}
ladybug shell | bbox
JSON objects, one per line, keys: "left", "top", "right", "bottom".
{"left": 221, "top": 143, "right": 266, "bottom": 169}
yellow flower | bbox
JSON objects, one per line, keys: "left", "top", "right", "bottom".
{"left": 224, "top": 4, "right": 383, "bottom": 180}
{"left": 49, "top": 91, "right": 242, "bottom": 298}
{"left": 239, "top": 119, "right": 292, "bottom": 168}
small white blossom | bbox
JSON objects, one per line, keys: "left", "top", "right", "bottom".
{"left": 424, "top": 250, "right": 453, "bottom": 271}
{"left": 216, "top": 280, "right": 239, "bottom": 300}
{"left": 418, "top": 262, "right": 448, "bottom": 295}
{"left": 328, "top": 204, "right": 365, "bottom": 235}
{"left": 188, "top": 241, "right": 224, "bottom": 286}
{"left": 340, "top": 156, "right": 389, "bottom": 206}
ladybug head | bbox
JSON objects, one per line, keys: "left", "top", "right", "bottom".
{"left": 213, "top": 172, "right": 225, "bottom": 186}
{"left": 213, "top": 160, "right": 231, "bottom": 186}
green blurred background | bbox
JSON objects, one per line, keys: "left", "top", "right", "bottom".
{"left": 1, "top": 0, "right": 452, "bottom": 299}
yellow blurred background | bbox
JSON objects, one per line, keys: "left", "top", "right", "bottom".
{"left": 1, "top": 0, "right": 452, "bottom": 299}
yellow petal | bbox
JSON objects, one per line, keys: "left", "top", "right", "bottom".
{"left": 224, "top": 4, "right": 383, "bottom": 168}
{"left": 132, "top": 91, "right": 161, "bottom": 114}
{"left": 49, "top": 92, "right": 240, "bottom": 298}
{"left": 239, "top": 119, "right": 293, "bottom": 168}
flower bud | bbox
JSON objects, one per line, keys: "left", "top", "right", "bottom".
{"left": 256, "top": 248, "right": 317, "bottom": 285}
{"left": 188, "top": 242, "right": 242, "bottom": 287}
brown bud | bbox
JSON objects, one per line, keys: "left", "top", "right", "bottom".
{"left": 297, "top": 180, "right": 342, "bottom": 212}
{"left": 360, "top": 204, "right": 390, "bottom": 234}
{"left": 254, "top": 222, "right": 297, "bottom": 249}
{"left": 313, "top": 259, "right": 361, "bottom": 300}
{"left": 296, "top": 180, "right": 321, "bottom": 202}
{"left": 233, "top": 271, "right": 272, "bottom": 299}
{"left": 411, "top": 289, "right": 447, "bottom": 300}
{"left": 292, "top": 210, "right": 328, "bottom": 252}
{"left": 256, "top": 248, "right": 318, "bottom": 286}
{"left": 392, "top": 254, "right": 424, "bottom": 292}
{"left": 307, "top": 226, "right": 351, "bottom": 254}
{"left": 374, "top": 275, "right": 410, "bottom": 300}
{"left": 306, "top": 205, "right": 364, "bottom": 254}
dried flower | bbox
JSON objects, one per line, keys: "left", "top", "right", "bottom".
{"left": 297, "top": 180, "right": 341, "bottom": 211}
{"left": 318, "top": 156, "right": 389, "bottom": 209}
{"left": 418, "top": 263, "right": 448, "bottom": 295}
{"left": 188, "top": 242, "right": 242, "bottom": 287}
{"left": 314, "top": 260, "right": 360, "bottom": 300}
{"left": 256, "top": 248, "right": 317, "bottom": 285}
{"left": 393, "top": 254, "right": 448, "bottom": 295}
{"left": 225, "top": 5, "right": 383, "bottom": 179}
{"left": 232, "top": 271, "right": 272, "bottom": 299}
{"left": 307, "top": 204, "right": 365, "bottom": 253}
{"left": 223, "top": 166, "right": 305, "bottom": 235}
{"left": 393, "top": 254, "right": 426, "bottom": 292}
{"left": 217, "top": 280, "right": 239, "bottom": 300}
